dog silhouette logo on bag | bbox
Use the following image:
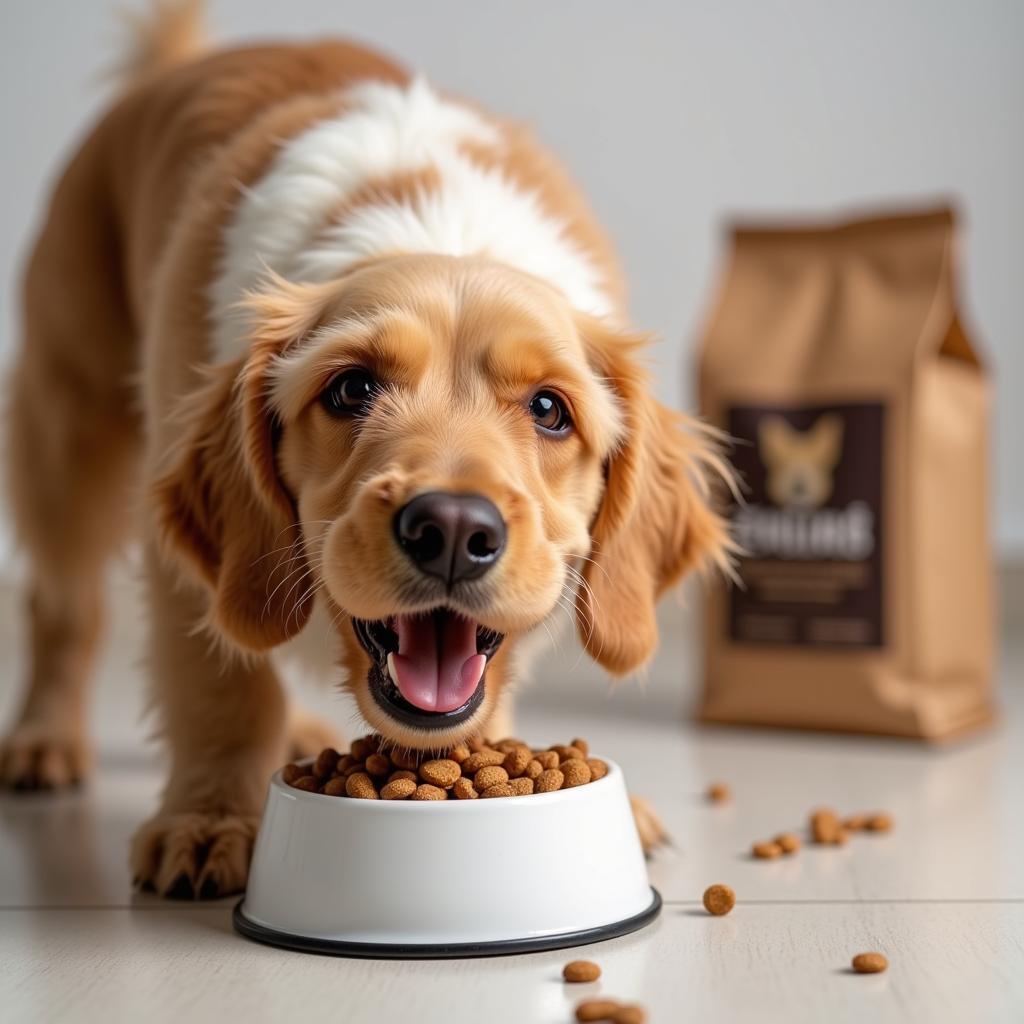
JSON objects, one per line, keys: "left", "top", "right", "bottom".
{"left": 759, "top": 414, "right": 843, "bottom": 509}
{"left": 726, "top": 403, "right": 884, "bottom": 648}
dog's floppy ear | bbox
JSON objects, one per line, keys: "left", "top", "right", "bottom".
{"left": 152, "top": 278, "right": 332, "bottom": 651}
{"left": 575, "top": 315, "right": 733, "bottom": 675}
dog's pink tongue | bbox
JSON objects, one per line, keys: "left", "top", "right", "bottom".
{"left": 390, "top": 613, "right": 485, "bottom": 713}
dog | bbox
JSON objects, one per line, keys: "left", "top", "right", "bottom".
{"left": 1, "top": 0, "right": 730, "bottom": 898}
{"left": 759, "top": 414, "right": 844, "bottom": 510}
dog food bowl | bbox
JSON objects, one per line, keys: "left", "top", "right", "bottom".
{"left": 234, "top": 756, "right": 660, "bottom": 958}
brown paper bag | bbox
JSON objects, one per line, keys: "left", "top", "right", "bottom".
{"left": 697, "top": 207, "right": 995, "bottom": 740}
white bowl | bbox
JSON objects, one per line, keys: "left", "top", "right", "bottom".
{"left": 234, "top": 757, "right": 660, "bottom": 958}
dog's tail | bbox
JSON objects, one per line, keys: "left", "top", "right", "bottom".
{"left": 112, "top": 0, "right": 208, "bottom": 89}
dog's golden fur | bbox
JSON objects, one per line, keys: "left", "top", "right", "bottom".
{"left": 2, "top": 2, "right": 729, "bottom": 897}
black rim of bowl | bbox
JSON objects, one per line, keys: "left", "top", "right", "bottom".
{"left": 232, "top": 887, "right": 662, "bottom": 959}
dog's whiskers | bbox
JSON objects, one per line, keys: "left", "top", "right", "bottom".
{"left": 261, "top": 555, "right": 324, "bottom": 619}
{"left": 563, "top": 562, "right": 606, "bottom": 664}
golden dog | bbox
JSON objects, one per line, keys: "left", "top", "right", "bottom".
{"left": 1, "top": 1, "right": 729, "bottom": 897}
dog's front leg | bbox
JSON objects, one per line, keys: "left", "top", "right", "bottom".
{"left": 131, "top": 550, "right": 287, "bottom": 899}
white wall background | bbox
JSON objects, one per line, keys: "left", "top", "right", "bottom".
{"left": 1, "top": 0, "right": 1022, "bottom": 557}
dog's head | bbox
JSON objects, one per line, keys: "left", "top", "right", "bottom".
{"left": 155, "top": 254, "right": 729, "bottom": 747}
{"left": 758, "top": 414, "right": 844, "bottom": 510}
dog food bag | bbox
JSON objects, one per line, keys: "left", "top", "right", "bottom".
{"left": 697, "top": 207, "right": 994, "bottom": 740}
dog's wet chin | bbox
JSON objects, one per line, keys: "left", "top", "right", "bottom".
{"left": 352, "top": 612, "right": 504, "bottom": 734}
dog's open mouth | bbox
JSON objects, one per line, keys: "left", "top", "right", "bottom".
{"left": 353, "top": 610, "right": 504, "bottom": 729}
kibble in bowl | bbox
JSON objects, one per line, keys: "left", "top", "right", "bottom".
{"left": 234, "top": 734, "right": 661, "bottom": 958}
{"left": 281, "top": 734, "right": 610, "bottom": 802}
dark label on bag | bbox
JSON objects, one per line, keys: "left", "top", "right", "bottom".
{"left": 726, "top": 402, "right": 884, "bottom": 648}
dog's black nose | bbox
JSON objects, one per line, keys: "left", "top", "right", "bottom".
{"left": 394, "top": 492, "right": 506, "bottom": 584}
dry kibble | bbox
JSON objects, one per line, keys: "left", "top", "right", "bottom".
{"left": 380, "top": 777, "right": 417, "bottom": 800}
{"left": 389, "top": 747, "right": 421, "bottom": 771}
{"left": 364, "top": 753, "right": 391, "bottom": 776}
{"left": 410, "top": 784, "right": 447, "bottom": 801}
{"left": 571, "top": 737, "right": 590, "bottom": 758}
{"left": 345, "top": 772, "right": 378, "bottom": 799}
{"left": 702, "top": 883, "right": 736, "bottom": 916}
{"left": 562, "top": 759, "right": 593, "bottom": 788}
{"left": 462, "top": 749, "right": 506, "bottom": 773}
{"left": 554, "top": 744, "right": 585, "bottom": 762}
{"left": 866, "top": 812, "right": 893, "bottom": 833}
{"left": 474, "top": 765, "right": 510, "bottom": 790}
{"left": 349, "top": 737, "right": 374, "bottom": 761}
{"left": 752, "top": 840, "right": 783, "bottom": 859}
{"left": 810, "top": 807, "right": 844, "bottom": 844}
{"left": 535, "top": 750, "right": 560, "bottom": 770}
{"left": 481, "top": 783, "right": 514, "bottom": 798}
{"left": 313, "top": 747, "right": 341, "bottom": 780}
{"left": 419, "top": 759, "right": 462, "bottom": 789}
{"left": 563, "top": 960, "right": 601, "bottom": 983}
{"left": 843, "top": 813, "right": 869, "bottom": 832}
{"left": 536, "top": 768, "right": 564, "bottom": 793}
{"left": 285, "top": 738, "right": 608, "bottom": 800}
{"left": 576, "top": 1001, "right": 622, "bottom": 1022}
{"left": 613, "top": 1007, "right": 647, "bottom": 1024}
{"left": 322, "top": 777, "right": 347, "bottom": 797}
{"left": 706, "top": 782, "right": 731, "bottom": 803}
{"left": 448, "top": 743, "right": 471, "bottom": 764}
{"left": 452, "top": 777, "right": 478, "bottom": 800}
{"left": 503, "top": 745, "right": 532, "bottom": 778}
{"left": 851, "top": 952, "right": 888, "bottom": 974}
{"left": 775, "top": 832, "right": 801, "bottom": 855}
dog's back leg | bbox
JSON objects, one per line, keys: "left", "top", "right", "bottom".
{"left": 1, "top": 134, "right": 141, "bottom": 790}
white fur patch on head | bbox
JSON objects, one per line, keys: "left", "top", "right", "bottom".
{"left": 294, "top": 152, "right": 612, "bottom": 321}
{"left": 210, "top": 78, "right": 612, "bottom": 362}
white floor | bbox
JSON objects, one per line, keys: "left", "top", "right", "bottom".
{"left": 2, "top": 581, "right": 1023, "bottom": 1024}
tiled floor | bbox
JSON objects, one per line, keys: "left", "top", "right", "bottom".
{"left": 2, "top": 581, "right": 1023, "bottom": 1023}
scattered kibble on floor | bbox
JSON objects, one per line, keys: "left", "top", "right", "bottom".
{"left": 774, "top": 832, "right": 801, "bottom": 854}
{"left": 575, "top": 999, "right": 647, "bottom": 1023}
{"left": 563, "top": 960, "right": 601, "bottom": 983}
{"left": 575, "top": 1000, "right": 622, "bottom": 1022}
{"left": 702, "top": 884, "right": 736, "bottom": 916}
{"left": 852, "top": 952, "right": 888, "bottom": 974}
{"left": 810, "top": 807, "right": 847, "bottom": 845}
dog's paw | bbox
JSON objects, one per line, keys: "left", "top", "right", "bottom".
{"left": 0, "top": 723, "right": 91, "bottom": 792}
{"left": 630, "top": 794, "right": 670, "bottom": 856}
{"left": 286, "top": 708, "right": 343, "bottom": 762}
{"left": 131, "top": 811, "right": 259, "bottom": 899}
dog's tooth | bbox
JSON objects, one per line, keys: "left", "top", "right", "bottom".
{"left": 386, "top": 651, "right": 398, "bottom": 685}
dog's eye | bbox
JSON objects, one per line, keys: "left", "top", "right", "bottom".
{"left": 529, "top": 390, "right": 573, "bottom": 435}
{"left": 320, "top": 368, "right": 377, "bottom": 416}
